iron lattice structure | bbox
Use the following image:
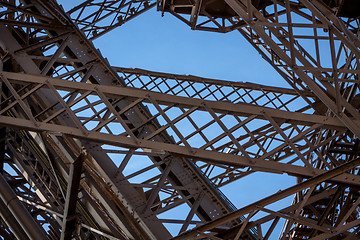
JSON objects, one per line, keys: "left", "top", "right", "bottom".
{"left": 0, "top": 0, "right": 359, "bottom": 239}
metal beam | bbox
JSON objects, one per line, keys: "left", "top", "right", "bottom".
{"left": 68, "top": 0, "right": 156, "bottom": 40}
{"left": 60, "top": 149, "right": 86, "bottom": 240}
{"left": 0, "top": 173, "right": 47, "bottom": 239}
{"left": 0, "top": 197, "right": 30, "bottom": 240}
{"left": 174, "top": 157, "right": 360, "bottom": 239}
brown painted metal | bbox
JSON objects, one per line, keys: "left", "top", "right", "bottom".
{"left": 0, "top": 0, "right": 359, "bottom": 239}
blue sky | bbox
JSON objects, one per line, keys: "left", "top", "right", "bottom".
{"left": 94, "top": 10, "right": 288, "bottom": 88}
{"left": 59, "top": 1, "right": 296, "bottom": 238}
{"left": 95, "top": 10, "right": 296, "bottom": 238}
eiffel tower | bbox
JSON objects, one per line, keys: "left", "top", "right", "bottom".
{"left": 0, "top": 0, "right": 359, "bottom": 239}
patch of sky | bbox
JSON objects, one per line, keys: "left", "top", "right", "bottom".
{"left": 187, "top": 110, "right": 213, "bottom": 128}
{"left": 106, "top": 122, "right": 126, "bottom": 135}
{"left": 158, "top": 202, "right": 192, "bottom": 236}
{"left": 220, "top": 172, "right": 296, "bottom": 239}
{"left": 212, "top": 136, "right": 232, "bottom": 150}
{"left": 174, "top": 118, "right": 196, "bottom": 137}
{"left": 232, "top": 127, "right": 249, "bottom": 142}
{"left": 83, "top": 120, "right": 98, "bottom": 131}
{"left": 224, "top": 113, "right": 240, "bottom": 126}
{"left": 290, "top": 159, "right": 305, "bottom": 167}
{"left": 56, "top": 90, "right": 70, "bottom": 98}
{"left": 166, "top": 128, "right": 181, "bottom": 143}
{"left": 4, "top": 163, "right": 19, "bottom": 177}
{"left": 106, "top": 153, "right": 126, "bottom": 168}
{"left": 88, "top": 10, "right": 287, "bottom": 88}
{"left": 201, "top": 122, "right": 224, "bottom": 142}
{"left": 205, "top": 164, "right": 231, "bottom": 180}
{"left": 162, "top": 106, "right": 183, "bottom": 121}
{"left": 102, "top": 144, "right": 128, "bottom": 150}
{"left": 187, "top": 133, "right": 207, "bottom": 148}
{"left": 122, "top": 155, "right": 162, "bottom": 183}
{"left": 57, "top": 1, "right": 310, "bottom": 237}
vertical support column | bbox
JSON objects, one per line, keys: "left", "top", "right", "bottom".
{"left": 0, "top": 116, "right": 6, "bottom": 174}
{"left": 0, "top": 59, "right": 6, "bottom": 174}
{"left": 60, "top": 149, "right": 86, "bottom": 240}
{"left": 0, "top": 197, "right": 30, "bottom": 240}
{"left": 0, "top": 173, "right": 47, "bottom": 239}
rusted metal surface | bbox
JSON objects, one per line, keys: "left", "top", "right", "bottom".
{"left": 0, "top": 0, "right": 359, "bottom": 239}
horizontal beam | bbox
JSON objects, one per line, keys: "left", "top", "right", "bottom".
{"left": 113, "top": 66, "right": 314, "bottom": 97}
{"left": 0, "top": 72, "right": 359, "bottom": 188}
{"left": 1, "top": 71, "right": 344, "bottom": 128}
{"left": 0, "top": 111, "right": 359, "bottom": 187}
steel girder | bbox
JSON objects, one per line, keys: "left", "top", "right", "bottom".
{"left": 0, "top": 71, "right": 356, "bottom": 185}
{"left": 153, "top": 0, "right": 360, "bottom": 239}
{"left": 68, "top": 0, "right": 157, "bottom": 40}
{"left": 0, "top": 66, "right": 360, "bottom": 239}
{"left": 173, "top": 157, "right": 360, "bottom": 239}
{"left": 0, "top": 0, "right": 360, "bottom": 240}
{"left": 0, "top": 0, "right": 253, "bottom": 239}
{"left": 223, "top": 0, "right": 360, "bottom": 138}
